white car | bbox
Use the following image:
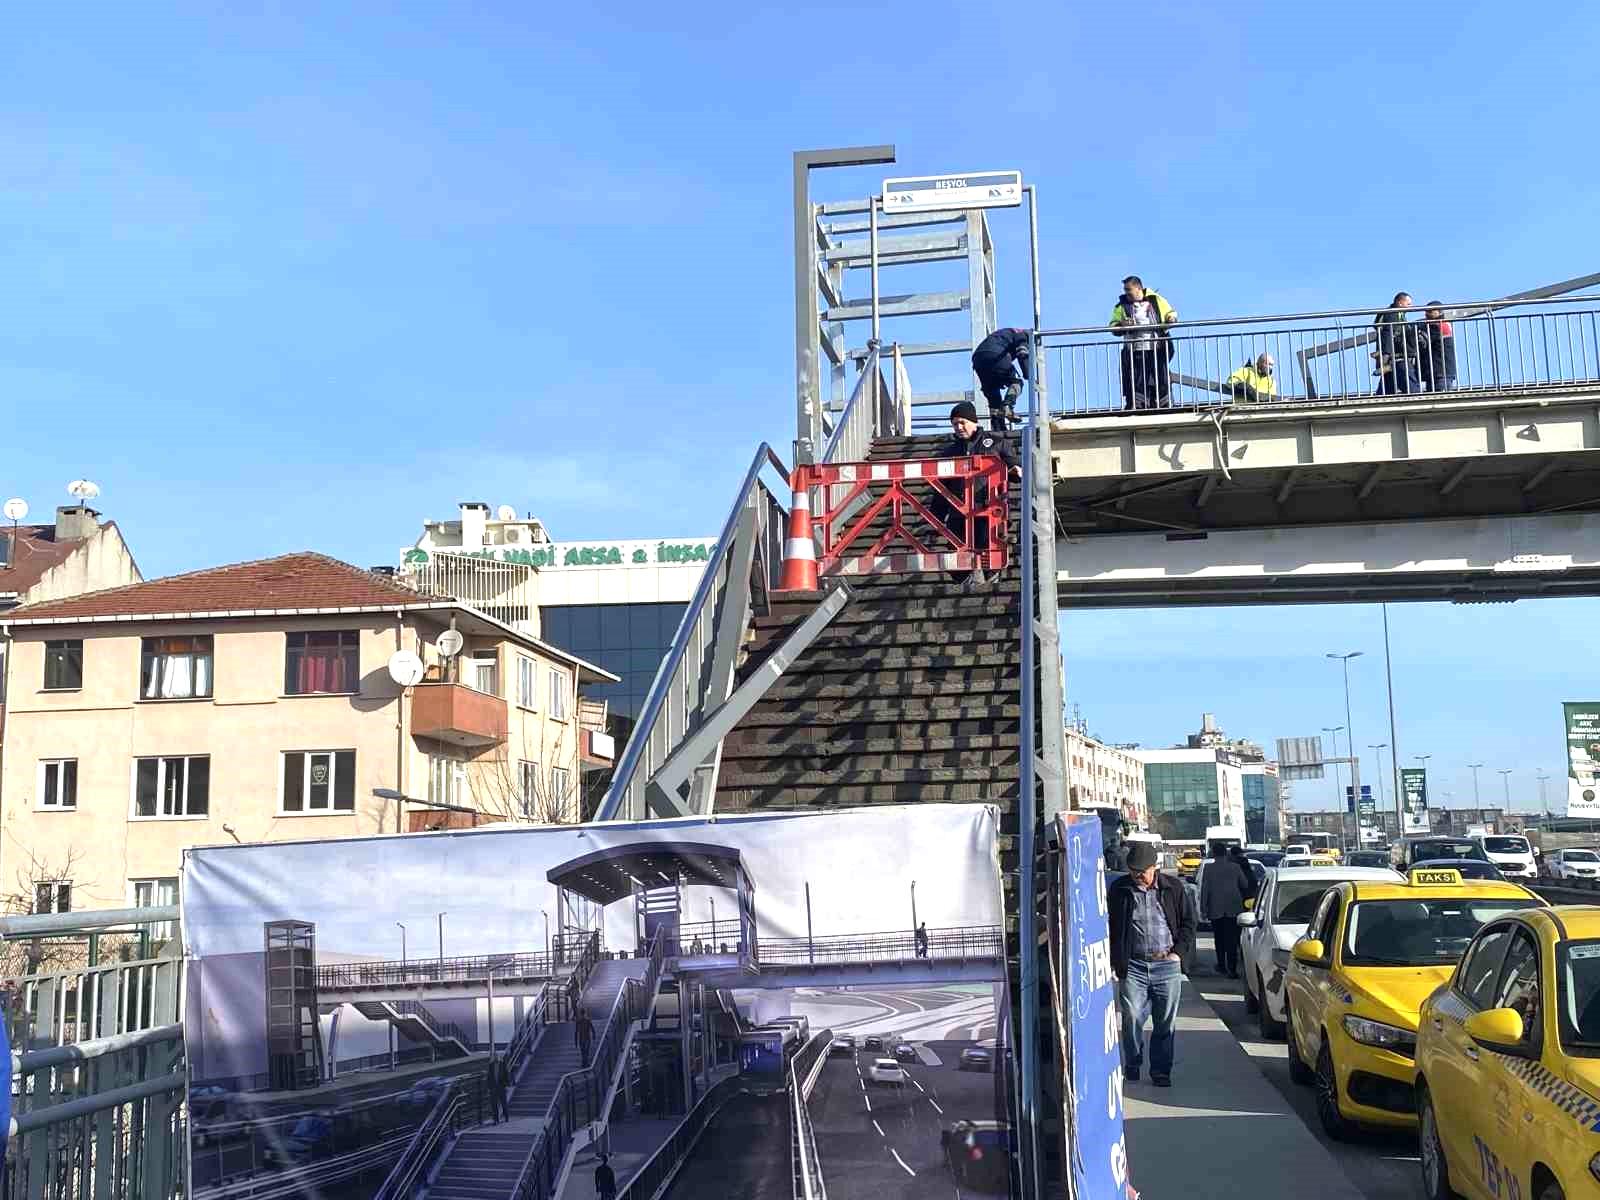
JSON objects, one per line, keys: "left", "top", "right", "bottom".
{"left": 867, "top": 1058, "right": 907, "bottom": 1087}
{"left": 1472, "top": 833, "right": 1539, "bottom": 880}
{"left": 1237, "top": 864, "right": 1402, "bottom": 1038}
{"left": 1546, "top": 847, "right": 1600, "bottom": 880}
{"left": 1279, "top": 846, "right": 1313, "bottom": 867}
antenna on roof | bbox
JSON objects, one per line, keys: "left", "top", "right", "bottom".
{"left": 67, "top": 479, "right": 101, "bottom": 505}
{"left": 2, "top": 498, "right": 26, "bottom": 570}
{"left": 496, "top": 504, "right": 517, "bottom": 522}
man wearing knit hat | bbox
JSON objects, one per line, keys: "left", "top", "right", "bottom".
{"left": 934, "top": 401, "right": 1020, "bottom": 591}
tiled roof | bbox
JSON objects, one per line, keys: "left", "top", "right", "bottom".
{"left": 0, "top": 521, "right": 113, "bottom": 597}
{"left": 6, "top": 552, "right": 443, "bottom": 622}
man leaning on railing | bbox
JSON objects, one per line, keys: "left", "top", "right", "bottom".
{"left": 1227, "top": 353, "right": 1277, "bottom": 404}
{"left": 1109, "top": 276, "right": 1178, "bottom": 410}
{"left": 934, "top": 402, "right": 1022, "bottom": 593}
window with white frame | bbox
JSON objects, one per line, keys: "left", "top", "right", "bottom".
{"left": 38, "top": 759, "right": 78, "bottom": 810}
{"left": 519, "top": 759, "right": 541, "bottom": 817}
{"left": 282, "top": 750, "right": 356, "bottom": 813}
{"left": 429, "top": 755, "right": 466, "bottom": 809}
{"left": 132, "top": 877, "right": 179, "bottom": 940}
{"left": 518, "top": 656, "right": 537, "bottom": 709}
{"left": 140, "top": 635, "right": 213, "bottom": 699}
{"left": 34, "top": 881, "right": 72, "bottom": 914}
{"left": 470, "top": 650, "right": 499, "bottom": 697}
{"left": 550, "top": 766, "right": 572, "bottom": 815}
{"left": 548, "top": 667, "right": 568, "bottom": 720}
{"left": 133, "top": 756, "right": 211, "bottom": 818}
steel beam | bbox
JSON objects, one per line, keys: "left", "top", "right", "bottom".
{"left": 849, "top": 339, "right": 970, "bottom": 361}
{"left": 822, "top": 232, "right": 965, "bottom": 265}
{"left": 645, "top": 584, "right": 854, "bottom": 818}
{"left": 824, "top": 290, "right": 968, "bottom": 323}
{"left": 821, "top": 210, "right": 969, "bottom": 233}
{"left": 1440, "top": 461, "right": 1474, "bottom": 495}
{"left": 1358, "top": 464, "right": 1386, "bottom": 500}
{"left": 1523, "top": 462, "right": 1559, "bottom": 492}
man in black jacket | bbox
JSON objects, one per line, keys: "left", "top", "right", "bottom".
{"left": 1108, "top": 841, "right": 1195, "bottom": 1086}
{"left": 970, "top": 327, "right": 1031, "bottom": 431}
{"left": 933, "top": 402, "right": 1022, "bottom": 591}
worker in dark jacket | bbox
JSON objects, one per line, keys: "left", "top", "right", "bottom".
{"left": 1374, "top": 292, "right": 1420, "bottom": 395}
{"left": 933, "top": 402, "right": 1022, "bottom": 591}
{"left": 1108, "top": 841, "right": 1195, "bottom": 1086}
{"left": 1109, "top": 277, "right": 1178, "bottom": 410}
{"left": 970, "top": 327, "right": 1031, "bottom": 431}
{"left": 1420, "top": 301, "right": 1458, "bottom": 392}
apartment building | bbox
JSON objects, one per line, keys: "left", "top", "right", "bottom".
{"left": 1065, "top": 727, "right": 1149, "bottom": 829}
{"left": 0, "top": 552, "right": 615, "bottom": 918}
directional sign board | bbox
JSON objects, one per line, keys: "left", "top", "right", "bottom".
{"left": 882, "top": 170, "right": 1022, "bottom": 214}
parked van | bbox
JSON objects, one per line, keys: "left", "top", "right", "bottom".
{"left": 1471, "top": 832, "right": 1538, "bottom": 881}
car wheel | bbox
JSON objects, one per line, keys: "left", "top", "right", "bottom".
{"left": 1285, "top": 1003, "right": 1314, "bottom": 1084}
{"left": 1257, "top": 972, "right": 1285, "bottom": 1039}
{"left": 1417, "top": 1084, "right": 1459, "bottom": 1200}
{"left": 1314, "top": 1039, "right": 1355, "bottom": 1141}
{"left": 1242, "top": 968, "right": 1260, "bottom": 1014}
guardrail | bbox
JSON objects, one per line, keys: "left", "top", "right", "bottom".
{"left": 756, "top": 925, "right": 1005, "bottom": 967}
{"left": 821, "top": 346, "right": 904, "bottom": 466}
{"left": 612, "top": 1074, "right": 747, "bottom": 1200}
{"left": 1042, "top": 293, "right": 1600, "bottom": 416}
{"left": 595, "top": 442, "right": 791, "bottom": 821}
{"left": 315, "top": 948, "right": 562, "bottom": 991}
{"left": 380, "top": 998, "right": 475, "bottom": 1056}
{"left": 787, "top": 1044, "right": 827, "bottom": 1200}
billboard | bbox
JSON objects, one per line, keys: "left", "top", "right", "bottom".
{"left": 1565, "top": 703, "right": 1600, "bottom": 817}
{"left": 1058, "top": 813, "right": 1130, "bottom": 1200}
{"left": 1400, "top": 768, "right": 1430, "bottom": 833}
{"left": 182, "top": 805, "right": 1011, "bottom": 1200}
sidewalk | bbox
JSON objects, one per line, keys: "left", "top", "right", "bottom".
{"left": 1122, "top": 976, "right": 1365, "bottom": 1200}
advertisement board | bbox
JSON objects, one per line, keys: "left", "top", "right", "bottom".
{"left": 1565, "top": 702, "right": 1600, "bottom": 817}
{"left": 1059, "top": 813, "right": 1130, "bottom": 1200}
{"left": 182, "top": 805, "right": 1011, "bottom": 1200}
{"left": 1400, "top": 768, "right": 1430, "bottom": 833}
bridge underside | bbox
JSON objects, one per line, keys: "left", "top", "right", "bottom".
{"left": 680, "top": 958, "right": 1004, "bottom": 991}
{"left": 1051, "top": 389, "right": 1600, "bottom": 605}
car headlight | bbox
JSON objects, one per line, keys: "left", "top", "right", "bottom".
{"left": 1342, "top": 1015, "right": 1416, "bottom": 1056}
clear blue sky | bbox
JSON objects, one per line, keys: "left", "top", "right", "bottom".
{"left": 5, "top": 2, "right": 1597, "bottom": 812}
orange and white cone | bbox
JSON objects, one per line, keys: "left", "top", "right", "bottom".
{"left": 778, "top": 473, "right": 819, "bottom": 592}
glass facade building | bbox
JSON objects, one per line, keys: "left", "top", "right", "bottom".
{"left": 1243, "top": 770, "right": 1281, "bottom": 844}
{"left": 1144, "top": 761, "right": 1222, "bottom": 841}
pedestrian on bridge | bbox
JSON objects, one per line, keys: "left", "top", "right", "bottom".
{"left": 576, "top": 1008, "right": 595, "bottom": 1066}
{"left": 935, "top": 402, "right": 1022, "bottom": 592}
{"left": 1420, "top": 301, "right": 1458, "bottom": 393}
{"left": 1374, "top": 292, "right": 1421, "bottom": 395}
{"left": 1108, "top": 841, "right": 1193, "bottom": 1088}
{"left": 1109, "top": 277, "right": 1177, "bottom": 410}
{"left": 914, "top": 921, "right": 929, "bottom": 958}
{"left": 970, "top": 327, "right": 1031, "bottom": 431}
{"left": 489, "top": 1055, "right": 510, "bottom": 1122}
{"left": 595, "top": 1153, "right": 617, "bottom": 1200}
{"left": 1226, "top": 354, "right": 1276, "bottom": 403}
{"left": 1201, "top": 844, "right": 1251, "bottom": 978}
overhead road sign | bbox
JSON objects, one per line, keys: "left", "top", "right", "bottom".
{"left": 882, "top": 170, "right": 1022, "bottom": 214}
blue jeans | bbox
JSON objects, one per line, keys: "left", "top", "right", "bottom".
{"left": 1119, "top": 958, "right": 1182, "bottom": 1077}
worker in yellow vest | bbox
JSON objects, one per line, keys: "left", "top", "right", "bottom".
{"left": 1226, "top": 353, "right": 1276, "bottom": 404}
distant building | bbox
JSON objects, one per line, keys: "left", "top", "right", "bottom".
{"left": 1065, "top": 727, "right": 1149, "bottom": 829}
{"left": 1132, "top": 747, "right": 1248, "bottom": 842}
{"left": 1185, "top": 712, "right": 1264, "bottom": 762}
{"left": 1242, "top": 762, "right": 1284, "bottom": 845}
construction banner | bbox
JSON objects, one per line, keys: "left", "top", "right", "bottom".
{"left": 1565, "top": 702, "right": 1600, "bottom": 817}
{"left": 181, "top": 804, "right": 1011, "bottom": 1200}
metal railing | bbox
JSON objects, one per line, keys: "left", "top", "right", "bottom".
{"left": 7, "top": 1024, "right": 186, "bottom": 1200}
{"left": 787, "top": 1041, "right": 827, "bottom": 1200}
{"left": 509, "top": 932, "right": 665, "bottom": 1200}
{"left": 820, "top": 346, "right": 905, "bottom": 466}
{"left": 370, "top": 1074, "right": 489, "bottom": 1200}
{"left": 611, "top": 1073, "right": 747, "bottom": 1200}
{"left": 379, "top": 998, "right": 475, "bottom": 1056}
{"left": 315, "top": 948, "right": 562, "bottom": 991}
{"left": 595, "top": 442, "right": 792, "bottom": 821}
{"left": 1043, "top": 293, "right": 1600, "bottom": 416}
{"left": 397, "top": 549, "right": 539, "bottom": 629}
{"left": 13, "top": 950, "right": 184, "bottom": 1050}
{"left": 756, "top": 925, "right": 1005, "bottom": 967}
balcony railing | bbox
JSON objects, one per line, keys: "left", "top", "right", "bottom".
{"left": 398, "top": 550, "right": 538, "bottom": 630}
{"left": 409, "top": 680, "right": 507, "bottom": 747}
{"left": 1042, "top": 293, "right": 1600, "bottom": 416}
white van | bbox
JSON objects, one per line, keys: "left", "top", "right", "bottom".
{"left": 1472, "top": 832, "right": 1538, "bottom": 880}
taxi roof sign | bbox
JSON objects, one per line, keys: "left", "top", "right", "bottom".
{"left": 1409, "top": 867, "right": 1463, "bottom": 886}
{"left": 882, "top": 171, "right": 1023, "bottom": 214}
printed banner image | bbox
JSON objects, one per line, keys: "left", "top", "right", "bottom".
{"left": 181, "top": 804, "right": 1011, "bottom": 1200}
{"left": 1564, "top": 702, "right": 1600, "bottom": 818}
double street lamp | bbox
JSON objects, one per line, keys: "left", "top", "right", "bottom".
{"left": 1327, "top": 652, "right": 1364, "bottom": 850}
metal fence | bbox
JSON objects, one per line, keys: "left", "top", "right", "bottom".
{"left": 787, "top": 1035, "right": 829, "bottom": 1200}
{"left": 821, "top": 346, "right": 905, "bottom": 466}
{"left": 756, "top": 925, "right": 1005, "bottom": 967}
{"left": 314, "top": 948, "right": 562, "bottom": 992}
{"left": 1043, "top": 293, "right": 1600, "bottom": 416}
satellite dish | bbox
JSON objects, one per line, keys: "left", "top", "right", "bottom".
{"left": 3, "top": 498, "right": 27, "bottom": 521}
{"left": 496, "top": 504, "right": 517, "bottom": 522}
{"left": 387, "top": 649, "right": 425, "bottom": 687}
{"left": 67, "top": 479, "right": 101, "bottom": 502}
{"left": 436, "top": 629, "right": 464, "bottom": 659}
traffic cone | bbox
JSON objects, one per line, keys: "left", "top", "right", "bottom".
{"left": 778, "top": 470, "right": 819, "bottom": 592}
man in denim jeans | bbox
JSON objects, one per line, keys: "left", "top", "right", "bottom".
{"left": 1107, "top": 841, "right": 1194, "bottom": 1087}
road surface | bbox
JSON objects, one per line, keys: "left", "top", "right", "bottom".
{"left": 662, "top": 1092, "right": 791, "bottom": 1200}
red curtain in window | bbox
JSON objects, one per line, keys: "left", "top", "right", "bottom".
{"left": 295, "top": 649, "right": 351, "bottom": 694}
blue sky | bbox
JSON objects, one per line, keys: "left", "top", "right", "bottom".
{"left": 5, "top": 2, "right": 1597, "bottom": 811}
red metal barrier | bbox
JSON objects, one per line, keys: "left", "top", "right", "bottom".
{"left": 776, "top": 455, "right": 1009, "bottom": 589}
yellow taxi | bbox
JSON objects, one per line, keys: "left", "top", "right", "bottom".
{"left": 1284, "top": 867, "right": 1544, "bottom": 1140}
{"left": 1177, "top": 849, "right": 1203, "bottom": 879}
{"left": 1415, "top": 906, "right": 1600, "bottom": 1200}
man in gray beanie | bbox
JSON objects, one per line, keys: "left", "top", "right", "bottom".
{"left": 934, "top": 401, "right": 1020, "bottom": 590}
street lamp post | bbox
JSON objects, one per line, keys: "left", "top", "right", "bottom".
{"left": 1468, "top": 763, "right": 1485, "bottom": 807}
{"left": 1536, "top": 770, "right": 1551, "bottom": 822}
{"left": 911, "top": 881, "right": 919, "bottom": 937}
{"left": 396, "top": 922, "right": 407, "bottom": 967}
{"left": 437, "top": 912, "right": 447, "bottom": 969}
{"left": 542, "top": 910, "right": 550, "bottom": 960}
{"left": 1323, "top": 726, "right": 1346, "bottom": 821}
{"left": 1369, "top": 744, "right": 1389, "bottom": 841}
{"left": 1498, "top": 769, "right": 1514, "bottom": 813}
{"left": 1381, "top": 605, "right": 1403, "bottom": 835}
{"left": 1327, "top": 652, "right": 1364, "bottom": 851}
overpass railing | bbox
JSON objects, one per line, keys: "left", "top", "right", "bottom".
{"left": 315, "top": 947, "right": 562, "bottom": 991}
{"left": 756, "top": 924, "right": 1004, "bottom": 967}
{"left": 1042, "top": 293, "right": 1600, "bottom": 416}
{"left": 787, "top": 1039, "right": 827, "bottom": 1200}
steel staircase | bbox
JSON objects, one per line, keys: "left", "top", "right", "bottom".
{"left": 351, "top": 999, "right": 474, "bottom": 1059}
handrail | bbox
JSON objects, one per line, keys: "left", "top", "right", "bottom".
{"left": 316, "top": 948, "right": 561, "bottom": 989}
{"left": 612, "top": 1073, "right": 747, "bottom": 1200}
{"left": 596, "top": 442, "right": 791, "bottom": 821}
{"left": 1035, "top": 289, "right": 1600, "bottom": 339}
{"left": 383, "top": 998, "right": 475, "bottom": 1055}
{"left": 371, "top": 1074, "right": 486, "bottom": 1200}
{"left": 787, "top": 1050, "right": 826, "bottom": 1200}
{"left": 821, "top": 346, "right": 888, "bottom": 464}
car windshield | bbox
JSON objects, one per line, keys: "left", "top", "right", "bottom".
{"left": 1483, "top": 837, "right": 1530, "bottom": 855}
{"left": 1344, "top": 898, "right": 1543, "bottom": 966}
{"left": 1565, "top": 850, "right": 1600, "bottom": 863}
{"left": 1412, "top": 841, "right": 1485, "bottom": 862}
{"left": 1274, "top": 880, "right": 1338, "bottom": 923}
{"left": 1560, "top": 940, "right": 1600, "bottom": 1050}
